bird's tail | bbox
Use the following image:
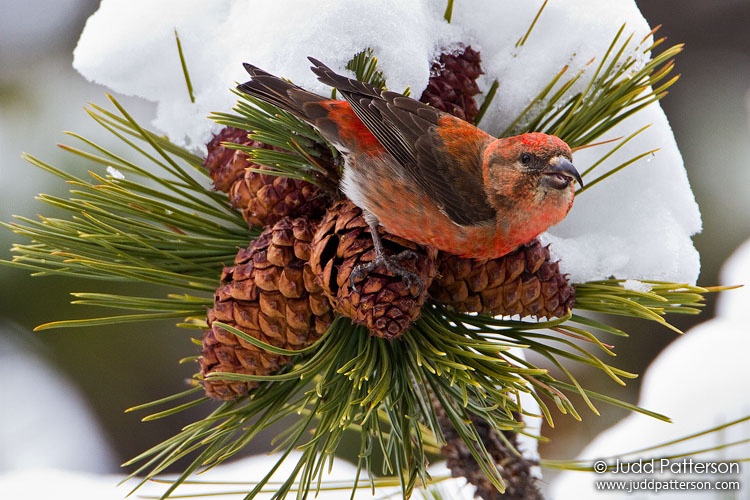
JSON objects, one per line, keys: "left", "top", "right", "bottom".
{"left": 307, "top": 57, "right": 383, "bottom": 100}
{"left": 237, "top": 63, "right": 324, "bottom": 120}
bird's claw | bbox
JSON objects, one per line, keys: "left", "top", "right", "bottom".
{"left": 350, "top": 249, "right": 424, "bottom": 295}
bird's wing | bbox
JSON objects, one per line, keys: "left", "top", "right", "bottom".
{"left": 309, "top": 57, "right": 496, "bottom": 225}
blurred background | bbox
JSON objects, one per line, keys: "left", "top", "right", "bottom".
{"left": 1, "top": 0, "right": 748, "bottom": 482}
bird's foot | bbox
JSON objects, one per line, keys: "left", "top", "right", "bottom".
{"left": 350, "top": 249, "right": 424, "bottom": 295}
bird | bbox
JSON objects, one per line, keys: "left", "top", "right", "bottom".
{"left": 237, "top": 57, "right": 582, "bottom": 290}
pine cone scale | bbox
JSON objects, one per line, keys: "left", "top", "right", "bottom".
{"left": 310, "top": 200, "right": 437, "bottom": 340}
{"left": 419, "top": 46, "right": 483, "bottom": 123}
{"left": 431, "top": 240, "right": 575, "bottom": 320}
{"left": 199, "top": 216, "right": 334, "bottom": 400}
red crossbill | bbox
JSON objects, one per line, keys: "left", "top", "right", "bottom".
{"left": 238, "top": 57, "right": 582, "bottom": 288}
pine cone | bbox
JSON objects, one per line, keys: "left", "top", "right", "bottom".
{"left": 203, "top": 126, "right": 332, "bottom": 227}
{"left": 420, "top": 46, "right": 483, "bottom": 123}
{"left": 199, "top": 216, "right": 333, "bottom": 400}
{"left": 309, "top": 199, "right": 438, "bottom": 340}
{"left": 430, "top": 240, "right": 575, "bottom": 319}
{"left": 440, "top": 412, "right": 542, "bottom": 500}
{"left": 230, "top": 165, "right": 331, "bottom": 228}
{"left": 203, "top": 126, "right": 255, "bottom": 192}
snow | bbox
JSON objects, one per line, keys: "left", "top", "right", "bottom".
{"left": 0, "top": 468, "right": 126, "bottom": 500}
{"left": 716, "top": 237, "right": 750, "bottom": 320}
{"left": 73, "top": 1, "right": 701, "bottom": 282}
{"left": 0, "top": 453, "right": 473, "bottom": 499}
{"left": 542, "top": 106, "right": 701, "bottom": 284}
{"left": 73, "top": 0, "right": 455, "bottom": 149}
{"left": 622, "top": 279, "right": 653, "bottom": 293}
{"left": 105, "top": 166, "right": 125, "bottom": 179}
{"left": 0, "top": 324, "right": 117, "bottom": 475}
{"left": 133, "top": 453, "right": 459, "bottom": 499}
{"left": 550, "top": 238, "right": 750, "bottom": 499}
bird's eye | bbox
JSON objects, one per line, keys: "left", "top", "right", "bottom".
{"left": 520, "top": 153, "right": 532, "bottom": 164}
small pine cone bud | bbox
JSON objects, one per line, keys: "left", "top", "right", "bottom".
{"left": 419, "top": 46, "right": 483, "bottom": 123}
{"left": 430, "top": 240, "right": 575, "bottom": 319}
{"left": 203, "top": 126, "right": 256, "bottom": 192}
{"left": 199, "top": 216, "right": 334, "bottom": 400}
{"left": 309, "top": 199, "right": 438, "bottom": 340}
{"left": 229, "top": 165, "right": 331, "bottom": 228}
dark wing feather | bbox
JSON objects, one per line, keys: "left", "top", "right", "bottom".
{"left": 309, "top": 57, "right": 496, "bottom": 225}
{"left": 413, "top": 125, "right": 496, "bottom": 224}
{"left": 238, "top": 63, "right": 323, "bottom": 119}
{"left": 309, "top": 58, "right": 425, "bottom": 168}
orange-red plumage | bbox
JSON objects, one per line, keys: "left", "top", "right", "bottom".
{"left": 317, "top": 101, "right": 383, "bottom": 152}
{"left": 237, "top": 58, "right": 582, "bottom": 266}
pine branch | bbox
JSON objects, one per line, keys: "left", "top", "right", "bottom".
{"left": 3, "top": 94, "right": 249, "bottom": 325}
{"left": 1, "top": 10, "right": 731, "bottom": 500}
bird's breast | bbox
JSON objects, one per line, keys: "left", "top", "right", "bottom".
{"left": 341, "top": 154, "right": 502, "bottom": 258}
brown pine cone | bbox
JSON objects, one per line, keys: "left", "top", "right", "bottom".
{"left": 203, "top": 126, "right": 255, "bottom": 192}
{"left": 203, "top": 126, "right": 332, "bottom": 227}
{"left": 229, "top": 165, "right": 331, "bottom": 228}
{"left": 199, "top": 216, "right": 333, "bottom": 400}
{"left": 430, "top": 240, "right": 574, "bottom": 319}
{"left": 440, "top": 412, "right": 542, "bottom": 499}
{"left": 420, "top": 45, "right": 483, "bottom": 123}
{"left": 309, "top": 199, "right": 438, "bottom": 340}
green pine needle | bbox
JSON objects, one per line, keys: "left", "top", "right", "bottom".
{"left": 174, "top": 29, "right": 195, "bottom": 103}
{"left": 3, "top": 94, "right": 249, "bottom": 326}
{"left": 542, "top": 415, "right": 750, "bottom": 472}
{"left": 210, "top": 90, "right": 341, "bottom": 193}
{"left": 504, "top": 25, "right": 683, "bottom": 191}
{"left": 443, "top": 0, "right": 454, "bottom": 23}
{"left": 346, "top": 48, "right": 388, "bottom": 90}
{"left": 473, "top": 78, "right": 498, "bottom": 127}
{"left": 515, "top": 0, "right": 548, "bottom": 48}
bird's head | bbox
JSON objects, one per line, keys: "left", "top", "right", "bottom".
{"left": 482, "top": 132, "right": 582, "bottom": 227}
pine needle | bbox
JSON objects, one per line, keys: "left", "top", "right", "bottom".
{"left": 174, "top": 29, "right": 195, "bottom": 103}
{"left": 473, "top": 79, "right": 498, "bottom": 126}
{"left": 516, "top": 0, "right": 548, "bottom": 48}
{"left": 346, "top": 48, "right": 387, "bottom": 89}
{"left": 443, "top": 0, "right": 454, "bottom": 23}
